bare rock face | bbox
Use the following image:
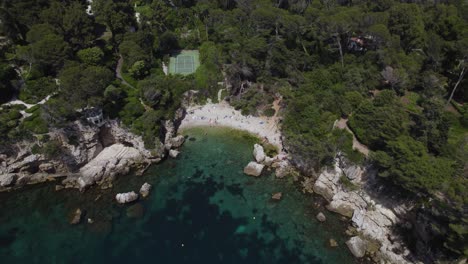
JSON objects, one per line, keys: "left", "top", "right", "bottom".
{"left": 140, "top": 183, "right": 152, "bottom": 198}
{"left": 313, "top": 163, "right": 342, "bottom": 201}
{"left": 243, "top": 162, "right": 265, "bottom": 177}
{"left": 39, "top": 163, "right": 55, "bottom": 173}
{"left": 316, "top": 212, "right": 327, "bottom": 222}
{"left": 169, "top": 149, "right": 180, "bottom": 158}
{"left": 116, "top": 191, "right": 138, "bottom": 204}
{"left": 343, "top": 165, "right": 364, "bottom": 182}
{"left": 78, "top": 144, "right": 142, "bottom": 190}
{"left": 253, "top": 144, "right": 265, "bottom": 163}
{"left": 0, "top": 173, "right": 17, "bottom": 187}
{"left": 346, "top": 236, "right": 367, "bottom": 258}
{"left": 0, "top": 120, "right": 164, "bottom": 192}
{"left": 170, "top": 135, "right": 185, "bottom": 148}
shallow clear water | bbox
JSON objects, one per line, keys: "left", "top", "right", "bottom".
{"left": 0, "top": 127, "right": 357, "bottom": 263}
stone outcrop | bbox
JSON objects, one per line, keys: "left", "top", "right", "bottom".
{"left": 243, "top": 162, "right": 264, "bottom": 176}
{"left": 140, "top": 183, "right": 151, "bottom": 198}
{"left": 0, "top": 119, "right": 167, "bottom": 192}
{"left": 0, "top": 173, "right": 16, "bottom": 187}
{"left": 253, "top": 144, "right": 265, "bottom": 163}
{"left": 77, "top": 144, "right": 143, "bottom": 190}
{"left": 346, "top": 236, "right": 367, "bottom": 258}
{"left": 170, "top": 135, "right": 185, "bottom": 149}
{"left": 313, "top": 156, "right": 412, "bottom": 264}
{"left": 116, "top": 191, "right": 138, "bottom": 204}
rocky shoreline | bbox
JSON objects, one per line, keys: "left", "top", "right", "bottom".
{"left": 309, "top": 155, "right": 415, "bottom": 263}
{"left": 242, "top": 142, "right": 415, "bottom": 264}
{"left": 0, "top": 116, "right": 185, "bottom": 193}
{"left": 1, "top": 100, "right": 416, "bottom": 264}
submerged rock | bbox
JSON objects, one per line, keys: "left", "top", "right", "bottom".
{"left": 346, "top": 236, "right": 367, "bottom": 258}
{"left": 70, "top": 208, "right": 82, "bottom": 225}
{"left": 115, "top": 191, "right": 138, "bottom": 204}
{"left": 243, "top": 162, "right": 264, "bottom": 177}
{"left": 253, "top": 144, "right": 265, "bottom": 163}
{"left": 271, "top": 192, "right": 282, "bottom": 200}
{"left": 126, "top": 203, "right": 144, "bottom": 218}
{"left": 329, "top": 238, "right": 338, "bottom": 247}
{"left": 140, "top": 182, "right": 152, "bottom": 198}
{"left": 316, "top": 212, "right": 327, "bottom": 222}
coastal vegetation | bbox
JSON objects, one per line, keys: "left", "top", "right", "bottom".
{"left": 0, "top": 0, "right": 467, "bottom": 261}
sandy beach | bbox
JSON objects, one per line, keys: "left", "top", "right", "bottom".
{"left": 179, "top": 101, "right": 283, "bottom": 150}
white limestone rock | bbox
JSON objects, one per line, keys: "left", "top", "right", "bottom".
{"left": 169, "top": 149, "right": 180, "bottom": 158}
{"left": 170, "top": 135, "right": 185, "bottom": 148}
{"left": 78, "top": 144, "right": 142, "bottom": 190}
{"left": 346, "top": 236, "right": 367, "bottom": 258}
{"left": 316, "top": 212, "right": 327, "bottom": 222}
{"left": 263, "top": 156, "right": 274, "bottom": 166}
{"left": 140, "top": 182, "right": 152, "bottom": 198}
{"left": 116, "top": 191, "right": 138, "bottom": 204}
{"left": 0, "top": 173, "right": 17, "bottom": 187}
{"left": 243, "top": 162, "right": 265, "bottom": 177}
{"left": 253, "top": 144, "right": 265, "bottom": 163}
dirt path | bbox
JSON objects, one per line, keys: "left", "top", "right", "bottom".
{"left": 115, "top": 55, "right": 135, "bottom": 89}
{"left": 335, "top": 118, "right": 369, "bottom": 157}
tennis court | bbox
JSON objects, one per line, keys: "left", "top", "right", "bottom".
{"left": 168, "top": 50, "right": 200, "bottom": 75}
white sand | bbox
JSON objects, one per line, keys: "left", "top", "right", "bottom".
{"left": 179, "top": 102, "right": 283, "bottom": 150}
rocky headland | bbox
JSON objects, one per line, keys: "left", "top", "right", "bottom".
{"left": 0, "top": 117, "right": 185, "bottom": 192}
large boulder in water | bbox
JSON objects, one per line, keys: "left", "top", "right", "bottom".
{"left": 139, "top": 182, "right": 152, "bottom": 198}
{"left": 316, "top": 212, "right": 327, "bottom": 222}
{"left": 69, "top": 208, "right": 82, "bottom": 225}
{"left": 253, "top": 144, "right": 265, "bottom": 163}
{"left": 169, "top": 149, "right": 180, "bottom": 158}
{"left": 115, "top": 191, "right": 138, "bottom": 204}
{"left": 243, "top": 162, "right": 264, "bottom": 177}
{"left": 346, "top": 236, "right": 367, "bottom": 258}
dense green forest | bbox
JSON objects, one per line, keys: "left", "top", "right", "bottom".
{"left": 0, "top": 0, "right": 467, "bottom": 260}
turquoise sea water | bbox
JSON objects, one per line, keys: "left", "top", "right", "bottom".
{"left": 0, "top": 127, "right": 357, "bottom": 263}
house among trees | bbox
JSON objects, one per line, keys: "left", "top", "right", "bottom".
{"left": 347, "top": 35, "right": 375, "bottom": 52}
{"left": 83, "top": 107, "right": 105, "bottom": 127}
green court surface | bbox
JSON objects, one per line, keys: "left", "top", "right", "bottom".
{"left": 168, "top": 50, "right": 200, "bottom": 75}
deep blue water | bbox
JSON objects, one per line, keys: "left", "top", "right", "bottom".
{"left": 0, "top": 127, "right": 357, "bottom": 263}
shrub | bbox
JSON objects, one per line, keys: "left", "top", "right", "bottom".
{"left": 264, "top": 108, "right": 275, "bottom": 117}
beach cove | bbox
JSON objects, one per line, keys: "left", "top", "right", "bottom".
{"left": 0, "top": 127, "right": 359, "bottom": 263}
